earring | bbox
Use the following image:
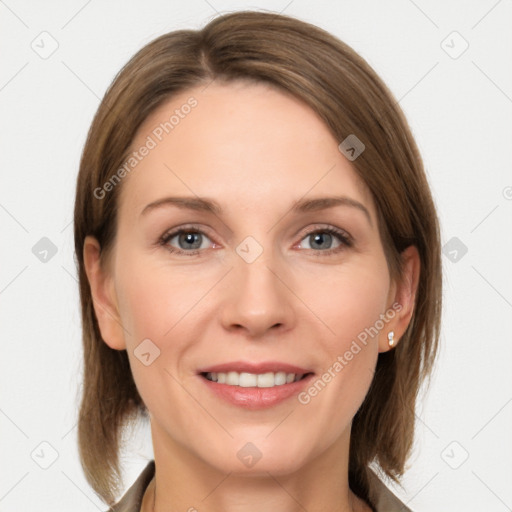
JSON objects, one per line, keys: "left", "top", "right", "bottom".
{"left": 387, "top": 331, "right": 395, "bottom": 348}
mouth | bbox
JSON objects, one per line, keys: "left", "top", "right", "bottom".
{"left": 198, "top": 368, "right": 316, "bottom": 410}
{"left": 196, "top": 361, "right": 316, "bottom": 409}
{"left": 200, "top": 371, "right": 313, "bottom": 388}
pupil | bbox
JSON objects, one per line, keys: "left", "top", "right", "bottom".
{"left": 311, "top": 233, "right": 331, "bottom": 250}
{"left": 180, "top": 232, "right": 201, "bottom": 249}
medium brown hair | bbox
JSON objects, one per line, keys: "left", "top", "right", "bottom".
{"left": 73, "top": 10, "right": 442, "bottom": 508}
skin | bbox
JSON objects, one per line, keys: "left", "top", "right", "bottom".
{"left": 84, "top": 80, "right": 419, "bottom": 512}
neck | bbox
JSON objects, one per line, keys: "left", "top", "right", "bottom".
{"left": 141, "top": 421, "right": 371, "bottom": 512}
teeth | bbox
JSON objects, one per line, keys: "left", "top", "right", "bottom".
{"left": 204, "top": 371, "right": 304, "bottom": 387}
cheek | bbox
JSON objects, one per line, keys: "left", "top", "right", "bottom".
{"left": 114, "top": 251, "right": 203, "bottom": 344}
{"left": 113, "top": 250, "right": 215, "bottom": 382}
{"left": 293, "top": 259, "right": 390, "bottom": 426}
{"left": 309, "top": 260, "right": 391, "bottom": 349}
{"left": 113, "top": 258, "right": 200, "bottom": 428}
{"left": 111, "top": 257, "right": 183, "bottom": 407}
{"left": 116, "top": 274, "right": 168, "bottom": 344}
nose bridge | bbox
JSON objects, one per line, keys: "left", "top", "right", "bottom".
{"left": 221, "top": 238, "right": 295, "bottom": 336}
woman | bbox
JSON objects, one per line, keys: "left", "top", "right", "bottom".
{"left": 74, "top": 10, "right": 442, "bottom": 512}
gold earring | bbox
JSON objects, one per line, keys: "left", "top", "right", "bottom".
{"left": 387, "top": 331, "right": 395, "bottom": 348}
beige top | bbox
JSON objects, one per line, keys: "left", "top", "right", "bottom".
{"left": 108, "top": 460, "right": 412, "bottom": 512}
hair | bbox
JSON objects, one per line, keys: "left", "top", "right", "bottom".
{"left": 73, "top": 9, "right": 442, "bottom": 508}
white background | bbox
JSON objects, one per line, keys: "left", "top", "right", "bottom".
{"left": 1, "top": 1, "right": 511, "bottom": 511}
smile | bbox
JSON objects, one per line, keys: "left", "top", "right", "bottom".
{"left": 202, "top": 371, "right": 311, "bottom": 387}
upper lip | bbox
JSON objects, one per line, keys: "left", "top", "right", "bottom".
{"left": 197, "top": 361, "right": 314, "bottom": 375}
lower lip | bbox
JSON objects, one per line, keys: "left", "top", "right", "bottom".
{"left": 199, "top": 373, "right": 315, "bottom": 410}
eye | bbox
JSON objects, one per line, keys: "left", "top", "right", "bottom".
{"left": 158, "top": 225, "right": 353, "bottom": 257}
{"left": 297, "top": 227, "right": 352, "bottom": 255}
{"left": 159, "top": 227, "right": 214, "bottom": 256}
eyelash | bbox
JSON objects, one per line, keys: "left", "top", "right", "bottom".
{"left": 158, "top": 225, "right": 353, "bottom": 257}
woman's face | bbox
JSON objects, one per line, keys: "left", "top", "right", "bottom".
{"left": 87, "top": 80, "right": 411, "bottom": 476}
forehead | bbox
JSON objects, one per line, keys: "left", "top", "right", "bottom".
{"left": 118, "top": 80, "right": 375, "bottom": 222}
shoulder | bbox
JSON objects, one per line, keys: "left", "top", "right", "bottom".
{"left": 367, "top": 468, "right": 414, "bottom": 512}
{"left": 106, "top": 460, "right": 155, "bottom": 512}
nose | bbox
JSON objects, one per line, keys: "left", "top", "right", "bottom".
{"left": 220, "top": 253, "right": 296, "bottom": 339}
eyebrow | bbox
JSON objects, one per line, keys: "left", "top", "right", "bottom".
{"left": 141, "top": 195, "right": 373, "bottom": 227}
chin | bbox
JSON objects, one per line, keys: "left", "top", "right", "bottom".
{"left": 200, "top": 436, "right": 311, "bottom": 477}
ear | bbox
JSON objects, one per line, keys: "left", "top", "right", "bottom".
{"left": 83, "top": 235, "right": 127, "bottom": 350}
{"left": 379, "top": 245, "right": 420, "bottom": 353}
